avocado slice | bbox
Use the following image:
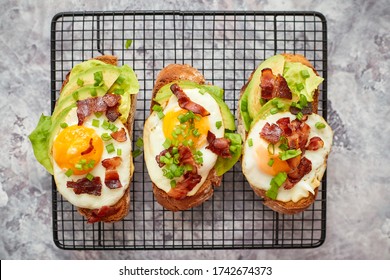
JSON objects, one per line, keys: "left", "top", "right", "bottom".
{"left": 52, "top": 85, "right": 108, "bottom": 120}
{"left": 214, "top": 133, "right": 242, "bottom": 176}
{"left": 154, "top": 80, "right": 236, "bottom": 131}
{"left": 59, "top": 65, "right": 120, "bottom": 101}
{"left": 240, "top": 54, "right": 285, "bottom": 131}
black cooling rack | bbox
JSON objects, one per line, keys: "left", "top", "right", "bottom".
{"left": 50, "top": 11, "right": 328, "bottom": 250}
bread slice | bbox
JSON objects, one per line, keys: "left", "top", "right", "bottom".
{"left": 149, "top": 64, "right": 221, "bottom": 211}
{"left": 238, "top": 53, "right": 322, "bottom": 214}
{"left": 59, "top": 55, "right": 137, "bottom": 222}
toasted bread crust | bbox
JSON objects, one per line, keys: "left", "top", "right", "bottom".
{"left": 149, "top": 64, "right": 220, "bottom": 211}
{"left": 59, "top": 55, "right": 136, "bottom": 222}
{"left": 238, "top": 53, "right": 321, "bottom": 214}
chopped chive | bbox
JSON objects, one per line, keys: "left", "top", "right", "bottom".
{"left": 108, "top": 123, "right": 118, "bottom": 132}
{"left": 162, "top": 138, "right": 171, "bottom": 149}
{"left": 117, "top": 148, "right": 122, "bottom": 156}
{"left": 116, "top": 75, "right": 125, "bottom": 85}
{"left": 276, "top": 101, "right": 285, "bottom": 109}
{"left": 229, "top": 145, "right": 237, "bottom": 153}
{"left": 152, "top": 104, "right": 163, "bottom": 112}
{"left": 75, "top": 163, "right": 83, "bottom": 170}
{"left": 65, "top": 169, "right": 73, "bottom": 177}
{"left": 125, "top": 39, "right": 133, "bottom": 49}
{"left": 192, "top": 129, "right": 200, "bottom": 137}
{"left": 157, "top": 111, "right": 165, "bottom": 119}
{"left": 132, "top": 149, "right": 142, "bottom": 158}
{"left": 216, "top": 121, "right": 222, "bottom": 129}
{"left": 248, "top": 138, "right": 253, "bottom": 147}
{"left": 267, "top": 143, "right": 275, "bottom": 155}
{"left": 101, "top": 133, "right": 112, "bottom": 141}
{"left": 90, "top": 88, "right": 97, "bottom": 97}
{"left": 136, "top": 137, "right": 144, "bottom": 148}
{"left": 187, "top": 139, "right": 194, "bottom": 147}
{"left": 94, "top": 71, "right": 103, "bottom": 87}
{"left": 172, "top": 147, "right": 178, "bottom": 154}
{"left": 72, "top": 91, "right": 79, "bottom": 101}
{"left": 92, "top": 119, "right": 100, "bottom": 128}
{"left": 296, "top": 111, "right": 303, "bottom": 121}
{"left": 260, "top": 98, "right": 267, "bottom": 106}
{"left": 315, "top": 122, "right": 326, "bottom": 129}
{"left": 296, "top": 83, "right": 304, "bottom": 91}
{"left": 270, "top": 108, "right": 279, "bottom": 115}
{"left": 87, "top": 160, "right": 95, "bottom": 168}
{"left": 300, "top": 69, "right": 310, "bottom": 79}
{"left": 86, "top": 173, "right": 94, "bottom": 181}
{"left": 279, "top": 149, "right": 302, "bottom": 161}
{"left": 94, "top": 112, "right": 103, "bottom": 118}
{"left": 102, "top": 119, "right": 109, "bottom": 130}
{"left": 199, "top": 88, "right": 206, "bottom": 95}
{"left": 79, "top": 159, "right": 87, "bottom": 165}
{"left": 60, "top": 122, "right": 68, "bottom": 129}
{"left": 106, "top": 143, "right": 115, "bottom": 154}
{"left": 114, "top": 88, "right": 125, "bottom": 95}
{"left": 77, "top": 78, "right": 84, "bottom": 87}
{"left": 299, "top": 94, "right": 308, "bottom": 107}
{"left": 268, "top": 158, "right": 275, "bottom": 167}
{"left": 170, "top": 180, "right": 176, "bottom": 188}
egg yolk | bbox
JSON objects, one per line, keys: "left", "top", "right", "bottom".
{"left": 163, "top": 108, "right": 210, "bottom": 149}
{"left": 53, "top": 125, "right": 103, "bottom": 175}
{"left": 256, "top": 143, "right": 291, "bottom": 176}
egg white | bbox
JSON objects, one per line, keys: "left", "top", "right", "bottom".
{"left": 52, "top": 107, "right": 132, "bottom": 209}
{"left": 143, "top": 88, "right": 224, "bottom": 196}
{"left": 242, "top": 111, "right": 333, "bottom": 202}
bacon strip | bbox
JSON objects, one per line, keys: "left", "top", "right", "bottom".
{"left": 276, "top": 117, "right": 292, "bottom": 136}
{"left": 206, "top": 131, "right": 231, "bottom": 158}
{"left": 260, "top": 68, "right": 292, "bottom": 100}
{"left": 102, "top": 157, "right": 123, "bottom": 189}
{"left": 260, "top": 123, "right": 283, "bottom": 144}
{"left": 111, "top": 128, "right": 127, "bottom": 142}
{"left": 81, "top": 138, "right": 94, "bottom": 155}
{"left": 286, "top": 119, "right": 311, "bottom": 150}
{"left": 306, "top": 136, "right": 324, "bottom": 151}
{"left": 77, "top": 93, "right": 121, "bottom": 125}
{"left": 170, "top": 83, "right": 210, "bottom": 116}
{"left": 287, "top": 157, "right": 312, "bottom": 181}
{"left": 67, "top": 177, "right": 102, "bottom": 196}
{"left": 87, "top": 205, "right": 119, "bottom": 223}
{"left": 167, "top": 172, "right": 202, "bottom": 200}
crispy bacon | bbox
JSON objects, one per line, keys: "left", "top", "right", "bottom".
{"left": 87, "top": 205, "right": 119, "bottom": 223}
{"left": 260, "top": 68, "right": 292, "bottom": 100}
{"left": 102, "top": 157, "right": 123, "bottom": 189}
{"left": 178, "top": 146, "right": 198, "bottom": 168}
{"left": 276, "top": 117, "right": 292, "bottom": 136}
{"left": 260, "top": 123, "right": 283, "bottom": 144}
{"left": 76, "top": 93, "right": 121, "bottom": 125}
{"left": 206, "top": 131, "right": 231, "bottom": 158}
{"left": 306, "top": 136, "right": 324, "bottom": 151}
{"left": 102, "top": 93, "right": 121, "bottom": 107}
{"left": 81, "top": 138, "right": 94, "bottom": 155}
{"left": 67, "top": 177, "right": 102, "bottom": 196}
{"left": 111, "top": 128, "right": 127, "bottom": 142}
{"left": 167, "top": 172, "right": 202, "bottom": 200}
{"left": 170, "top": 83, "right": 210, "bottom": 116}
{"left": 286, "top": 119, "right": 311, "bottom": 150}
{"left": 288, "top": 157, "right": 312, "bottom": 181}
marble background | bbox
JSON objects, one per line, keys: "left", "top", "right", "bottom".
{"left": 0, "top": 0, "right": 389, "bottom": 260}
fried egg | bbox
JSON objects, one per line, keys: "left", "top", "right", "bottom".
{"left": 143, "top": 88, "right": 224, "bottom": 196}
{"left": 242, "top": 111, "right": 333, "bottom": 202}
{"left": 52, "top": 107, "right": 132, "bottom": 209}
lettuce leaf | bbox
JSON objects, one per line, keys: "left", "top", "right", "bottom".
{"left": 28, "top": 114, "right": 53, "bottom": 174}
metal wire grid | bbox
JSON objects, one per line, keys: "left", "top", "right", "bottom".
{"left": 50, "top": 11, "right": 327, "bottom": 250}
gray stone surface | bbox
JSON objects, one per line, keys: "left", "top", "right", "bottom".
{"left": 0, "top": 0, "right": 389, "bottom": 259}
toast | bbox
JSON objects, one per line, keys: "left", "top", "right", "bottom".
{"left": 29, "top": 55, "right": 138, "bottom": 223}
{"left": 146, "top": 64, "right": 229, "bottom": 211}
{"left": 238, "top": 53, "right": 331, "bottom": 215}
{"left": 72, "top": 55, "right": 137, "bottom": 222}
